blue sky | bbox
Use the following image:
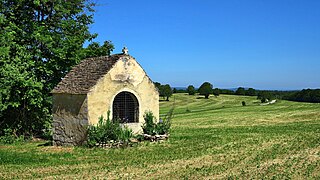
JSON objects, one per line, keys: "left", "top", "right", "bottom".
{"left": 89, "top": 0, "right": 320, "bottom": 90}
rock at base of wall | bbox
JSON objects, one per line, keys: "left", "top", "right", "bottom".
{"left": 143, "top": 134, "right": 169, "bottom": 142}
{"left": 53, "top": 114, "right": 88, "bottom": 146}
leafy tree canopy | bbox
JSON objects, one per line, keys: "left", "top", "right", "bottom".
{"left": 83, "top": 41, "right": 114, "bottom": 59}
{"left": 257, "top": 91, "right": 275, "bottom": 103}
{"left": 246, "top": 88, "right": 256, "bottom": 96}
{"left": 159, "top": 84, "right": 173, "bottom": 101}
{"left": 0, "top": 0, "right": 113, "bottom": 136}
{"left": 219, "top": 89, "right": 234, "bottom": 95}
{"left": 286, "top": 89, "right": 320, "bottom": 103}
{"left": 154, "top": 82, "right": 161, "bottom": 90}
{"left": 173, "top": 88, "right": 177, "bottom": 93}
{"left": 187, "top": 85, "right": 196, "bottom": 95}
{"left": 213, "top": 88, "right": 220, "bottom": 97}
{"left": 235, "top": 87, "right": 246, "bottom": 96}
{"left": 198, "top": 82, "right": 213, "bottom": 99}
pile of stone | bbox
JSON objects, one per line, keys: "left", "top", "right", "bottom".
{"left": 142, "top": 134, "right": 169, "bottom": 142}
{"left": 95, "top": 140, "right": 137, "bottom": 148}
{"left": 93, "top": 134, "right": 170, "bottom": 148}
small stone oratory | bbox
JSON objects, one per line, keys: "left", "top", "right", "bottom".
{"left": 51, "top": 47, "right": 159, "bottom": 146}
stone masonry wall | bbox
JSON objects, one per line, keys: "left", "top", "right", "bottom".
{"left": 52, "top": 94, "right": 88, "bottom": 146}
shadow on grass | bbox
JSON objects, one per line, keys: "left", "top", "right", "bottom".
{"left": 37, "top": 141, "right": 53, "bottom": 147}
{"left": 159, "top": 99, "right": 170, "bottom": 102}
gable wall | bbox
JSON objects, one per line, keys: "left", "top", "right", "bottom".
{"left": 87, "top": 56, "right": 159, "bottom": 133}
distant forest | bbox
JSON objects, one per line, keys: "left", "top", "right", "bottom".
{"left": 171, "top": 85, "right": 320, "bottom": 103}
{"left": 285, "top": 89, "right": 320, "bottom": 103}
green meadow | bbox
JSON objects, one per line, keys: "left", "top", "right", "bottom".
{"left": 1, "top": 94, "right": 319, "bottom": 179}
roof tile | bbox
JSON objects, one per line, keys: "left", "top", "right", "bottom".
{"left": 51, "top": 54, "right": 124, "bottom": 94}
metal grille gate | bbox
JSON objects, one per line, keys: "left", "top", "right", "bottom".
{"left": 112, "top": 91, "right": 139, "bottom": 123}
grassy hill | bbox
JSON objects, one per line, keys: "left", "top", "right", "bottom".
{"left": 1, "top": 94, "right": 320, "bottom": 179}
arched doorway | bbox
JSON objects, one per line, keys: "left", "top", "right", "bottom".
{"left": 112, "top": 91, "right": 139, "bottom": 123}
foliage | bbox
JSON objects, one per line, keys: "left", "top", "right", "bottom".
{"left": 173, "top": 88, "right": 188, "bottom": 93}
{"left": 0, "top": 20, "right": 49, "bottom": 136}
{"left": 142, "top": 109, "right": 173, "bottom": 135}
{"left": 254, "top": 90, "right": 296, "bottom": 100}
{"left": 159, "top": 84, "right": 173, "bottom": 101}
{"left": 0, "top": 0, "right": 113, "bottom": 136}
{"left": 187, "top": 85, "right": 196, "bottom": 95}
{"left": 173, "top": 88, "right": 177, "bottom": 93}
{"left": 40, "top": 120, "right": 53, "bottom": 140}
{"left": 142, "top": 111, "right": 157, "bottom": 135}
{"left": 246, "top": 88, "right": 256, "bottom": 96}
{"left": 235, "top": 87, "right": 246, "bottom": 95}
{"left": 160, "top": 106, "right": 174, "bottom": 134}
{"left": 257, "top": 91, "right": 275, "bottom": 103}
{"left": 0, "top": 128, "right": 25, "bottom": 144}
{"left": 87, "top": 112, "right": 133, "bottom": 147}
{"left": 219, "top": 89, "right": 235, "bottom": 95}
{"left": 154, "top": 82, "right": 161, "bottom": 90}
{"left": 235, "top": 87, "right": 256, "bottom": 96}
{"left": 198, "top": 82, "right": 213, "bottom": 99}
{"left": 83, "top": 41, "right": 114, "bottom": 58}
{"left": 213, "top": 88, "right": 220, "bottom": 97}
{"left": 286, "top": 89, "right": 320, "bottom": 103}
{"left": 242, "top": 101, "right": 246, "bottom": 106}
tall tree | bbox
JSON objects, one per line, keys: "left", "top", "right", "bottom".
{"left": 287, "top": 89, "right": 320, "bottom": 103}
{"left": 154, "top": 82, "right": 161, "bottom": 91}
{"left": 213, "top": 88, "right": 220, "bottom": 97}
{"left": 257, "top": 91, "right": 274, "bottom": 103}
{"left": 0, "top": 0, "right": 109, "bottom": 136}
{"left": 235, "top": 87, "right": 246, "bottom": 95}
{"left": 173, "top": 88, "right": 177, "bottom": 93}
{"left": 83, "top": 41, "right": 114, "bottom": 58}
{"left": 198, "top": 82, "right": 213, "bottom": 99}
{"left": 220, "top": 89, "right": 234, "bottom": 95}
{"left": 246, "top": 88, "right": 256, "bottom": 96}
{"left": 159, "top": 84, "right": 173, "bottom": 101}
{"left": 187, "top": 85, "right": 196, "bottom": 95}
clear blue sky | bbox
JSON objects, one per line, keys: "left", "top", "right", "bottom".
{"left": 89, "top": 0, "right": 320, "bottom": 90}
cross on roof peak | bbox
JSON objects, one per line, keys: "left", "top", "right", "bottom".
{"left": 122, "top": 47, "right": 129, "bottom": 55}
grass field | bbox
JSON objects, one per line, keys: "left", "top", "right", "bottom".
{"left": 1, "top": 94, "right": 320, "bottom": 179}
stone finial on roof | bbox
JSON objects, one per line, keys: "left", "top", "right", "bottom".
{"left": 122, "top": 47, "right": 129, "bottom": 55}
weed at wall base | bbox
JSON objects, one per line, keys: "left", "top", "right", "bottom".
{"left": 87, "top": 111, "right": 133, "bottom": 148}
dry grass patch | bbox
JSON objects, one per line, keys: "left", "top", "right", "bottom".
{"left": 38, "top": 146, "right": 74, "bottom": 153}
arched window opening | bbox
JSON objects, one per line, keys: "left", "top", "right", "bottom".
{"left": 112, "top": 91, "right": 139, "bottom": 123}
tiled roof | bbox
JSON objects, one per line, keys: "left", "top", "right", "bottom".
{"left": 51, "top": 54, "right": 124, "bottom": 94}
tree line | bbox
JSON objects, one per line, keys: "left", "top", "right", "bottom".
{"left": 156, "top": 82, "right": 320, "bottom": 104}
{"left": 285, "top": 89, "right": 320, "bottom": 103}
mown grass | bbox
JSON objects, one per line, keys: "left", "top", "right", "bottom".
{"left": 1, "top": 94, "right": 320, "bottom": 179}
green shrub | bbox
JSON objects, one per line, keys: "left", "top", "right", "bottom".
{"left": 142, "top": 108, "right": 173, "bottom": 135}
{"left": 41, "top": 120, "right": 53, "bottom": 140}
{"left": 156, "top": 107, "right": 173, "bottom": 135}
{"left": 0, "top": 128, "right": 25, "bottom": 144}
{"left": 87, "top": 111, "right": 133, "bottom": 147}
{"left": 261, "top": 97, "right": 267, "bottom": 103}
{"left": 142, "top": 111, "right": 157, "bottom": 135}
